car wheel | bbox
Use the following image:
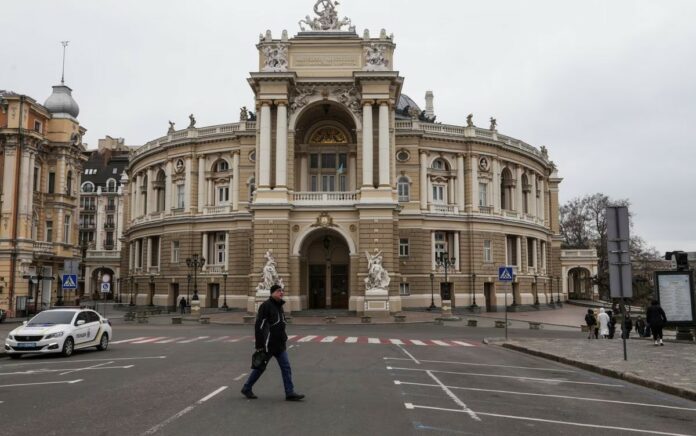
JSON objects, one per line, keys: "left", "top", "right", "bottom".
{"left": 62, "top": 337, "right": 74, "bottom": 357}
{"left": 97, "top": 333, "right": 109, "bottom": 351}
{"left": 9, "top": 354, "right": 22, "bottom": 359}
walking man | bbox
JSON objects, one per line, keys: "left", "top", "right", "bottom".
{"left": 179, "top": 297, "right": 187, "bottom": 315}
{"left": 646, "top": 299, "right": 668, "bottom": 346}
{"left": 242, "top": 285, "right": 304, "bottom": 401}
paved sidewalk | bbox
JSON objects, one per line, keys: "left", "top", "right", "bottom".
{"left": 500, "top": 337, "right": 696, "bottom": 401}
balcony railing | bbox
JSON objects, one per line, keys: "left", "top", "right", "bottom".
{"left": 88, "top": 250, "right": 120, "bottom": 259}
{"left": 104, "top": 222, "right": 115, "bottom": 230}
{"left": 292, "top": 191, "right": 358, "bottom": 205}
{"left": 105, "top": 205, "right": 116, "bottom": 212}
{"left": 203, "top": 265, "right": 225, "bottom": 275}
{"left": 478, "top": 206, "right": 493, "bottom": 214}
{"left": 203, "top": 205, "right": 231, "bottom": 215}
{"left": 429, "top": 204, "right": 459, "bottom": 215}
{"left": 33, "top": 241, "right": 54, "bottom": 255}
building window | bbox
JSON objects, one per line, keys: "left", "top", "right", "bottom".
{"left": 432, "top": 159, "right": 446, "bottom": 170}
{"left": 33, "top": 167, "right": 39, "bottom": 191}
{"left": 172, "top": 241, "right": 180, "bottom": 263}
{"left": 34, "top": 120, "right": 42, "bottom": 133}
{"left": 434, "top": 232, "right": 447, "bottom": 261}
{"left": 177, "top": 184, "right": 185, "bottom": 209}
{"left": 309, "top": 152, "right": 348, "bottom": 192}
{"left": 527, "top": 238, "right": 534, "bottom": 268}
{"left": 214, "top": 233, "right": 226, "bottom": 265}
{"left": 506, "top": 235, "right": 518, "bottom": 266}
{"left": 483, "top": 240, "right": 492, "bottom": 262}
{"left": 397, "top": 177, "right": 410, "bottom": 202}
{"left": 81, "top": 182, "right": 95, "bottom": 193}
{"left": 46, "top": 221, "right": 53, "bottom": 242}
{"left": 66, "top": 171, "right": 73, "bottom": 196}
{"left": 310, "top": 153, "right": 319, "bottom": 169}
{"left": 106, "top": 179, "right": 117, "bottom": 192}
{"left": 479, "top": 183, "right": 487, "bottom": 207}
{"left": 399, "top": 238, "right": 410, "bottom": 257}
{"left": 105, "top": 232, "right": 114, "bottom": 249}
{"left": 217, "top": 186, "right": 230, "bottom": 205}
{"left": 432, "top": 185, "right": 445, "bottom": 204}
{"left": 63, "top": 215, "right": 71, "bottom": 243}
{"left": 215, "top": 160, "right": 229, "bottom": 172}
{"left": 399, "top": 283, "right": 410, "bottom": 296}
{"left": 48, "top": 172, "right": 55, "bottom": 193}
{"left": 151, "top": 237, "right": 160, "bottom": 267}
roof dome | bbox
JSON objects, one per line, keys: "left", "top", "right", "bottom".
{"left": 396, "top": 94, "right": 421, "bottom": 119}
{"left": 44, "top": 84, "right": 79, "bottom": 119}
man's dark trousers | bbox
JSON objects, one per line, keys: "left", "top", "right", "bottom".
{"left": 243, "top": 351, "right": 294, "bottom": 395}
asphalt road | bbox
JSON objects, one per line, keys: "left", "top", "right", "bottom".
{"left": 1, "top": 321, "right": 695, "bottom": 435}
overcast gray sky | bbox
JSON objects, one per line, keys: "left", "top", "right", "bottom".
{"left": 3, "top": 0, "right": 695, "bottom": 253}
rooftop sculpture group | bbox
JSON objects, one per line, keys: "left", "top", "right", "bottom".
{"left": 299, "top": 0, "right": 354, "bottom": 32}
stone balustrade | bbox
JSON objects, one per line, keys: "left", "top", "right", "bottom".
{"left": 292, "top": 191, "right": 358, "bottom": 205}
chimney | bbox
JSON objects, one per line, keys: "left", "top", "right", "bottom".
{"left": 425, "top": 91, "right": 434, "bottom": 118}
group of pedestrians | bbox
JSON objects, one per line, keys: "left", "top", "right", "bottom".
{"left": 584, "top": 300, "right": 667, "bottom": 346}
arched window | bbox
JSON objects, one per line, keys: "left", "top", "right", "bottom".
{"left": 155, "top": 170, "right": 166, "bottom": 212}
{"left": 214, "top": 160, "right": 229, "bottom": 172}
{"left": 521, "top": 174, "right": 530, "bottom": 214}
{"left": 141, "top": 175, "right": 149, "bottom": 215}
{"left": 500, "top": 168, "right": 514, "bottom": 210}
{"left": 397, "top": 176, "right": 410, "bottom": 202}
{"left": 432, "top": 159, "right": 447, "bottom": 170}
{"left": 106, "top": 178, "right": 117, "bottom": 193}
{"left": 66, "top": 171, "right": 73, "bottom": 195}
{"left": 81, "top": 182, "right": 95, "bottom": 193}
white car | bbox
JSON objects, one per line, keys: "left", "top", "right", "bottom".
{"left": 4, "top": 308, "right": 113, "bottom": 358}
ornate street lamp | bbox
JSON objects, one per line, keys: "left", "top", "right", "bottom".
{"left": 547, "top": 277, "right": 554, "bottom": 307}
{"left": 186, "top": 274, "right": 192, "bottom": 309}
{"left": 148, "top": 274, "right": 155, "bottom": 306}
{"left": 428, "top": 272, "right": 436, "bottom": 310}
{"left": 436, "top": 252, "right": 456, "bottom": 301}
{"left": 470, "top": 272, "right": 478, "bottom": 309}
{"left": 129, "top": 275, "right": 135, "bottom": 306}
{"left": 556, "top": 276, "right": 562, "bottom": 305}
{"left": 533, "top": 274, "right": 539, "bottom": 306}
{"left": 222, "top": 271, "right": 229, "bottom": 310}
{"left": 186, "top": 254, "right": 205, "bottom": 302}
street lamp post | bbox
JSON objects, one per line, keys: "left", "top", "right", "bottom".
{"left": 428, "top": 273, "right": 436, "bottom": 310}
{"left": 556, "top": 276, "right": 562, "bottom": 305}
{"left": 148, "top": 274, "right": 155, "bottom": 306}
{"left": 186, "top": 274, "right": 192, "bottom": 309}
{"left": 222, "top": 271, "right": 228, "bottom": 310}
{"left": 470, "top": 272, "right": 478, "bottom": 309}
{"left": 129, "top": 276, "right": 135, "bottom": 306}
{"left": 533, "top": 274, "right": 539, "bottom": 306}
{"left": 186, "top": 254, "right": 206, "bottom": 302}
{"left": 546, "top": 277, "right": 554, "bottom": 307}
{"left": 436, "top": 252, "right": 456, "bottom": 317}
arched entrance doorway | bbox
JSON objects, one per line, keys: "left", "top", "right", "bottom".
{"left": 90, "top": 267, "right": 115, "bottom": 300}
{"left": 568, "top": 267, "right": 593, "bottom": 300}
{"left": 300, "top": 229, "right": 351, "bottom": 310}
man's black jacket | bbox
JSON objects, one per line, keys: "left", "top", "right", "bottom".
{"left": 255, "top": 297, "right": 288, "bottom": 355}
{"left": 646, "top": 304, "right": 668, "bottom": 327}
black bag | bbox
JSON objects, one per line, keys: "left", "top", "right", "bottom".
{"left": 251, "top": 350, "right": 269, "bottom": 371}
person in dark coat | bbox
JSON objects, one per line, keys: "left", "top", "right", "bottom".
{"left": 635, "top": 316, "right": 646, "bottom": 337}
{"left": 179, "top": 297, "right": 187, "bottom": 315}
{"left": 621, "top": 315, "right": 633, "bottom": 339}
{"left": 584, "top": 309, "right": 597, "bottom": 339}
{"left": 646, "top": 299, "right": 668, "bottom": 346}
{"left": 241, "top": 285, "right": 304, "bottom": 401}
{"left": 607, "top": 310, "right": 617, "bottom": 339}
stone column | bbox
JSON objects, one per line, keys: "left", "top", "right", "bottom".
{"left": 225, "top": 232, "right": 230, "bottom": 271}
{"left": 18, "top": 151, "right": 30, "bottom": 215}
{"left": 207, "top": 179, "right": 214, "bottom": 206}
{"left": 231, "top": 151, "right": 240, "bottom": 211}
{"left": 198, "top": 156, "right": 206, "bottom": 211}
{"left": 147, "top": 168, "right": 156, "bottom": 214}
{"left": 493, "top": 160, "right": 500, "bottom": 213}
{"left": 420, "top": 151, "right": 428, "bottom": 210}
{"left": 362, "top": 102, "right": 374, "bottom": 188}
{"left": 539, "top": 178, "right": 546, "bottom": 222}
{"left": 146, "top": 237, "right": 153, "bottom": 270}
{"left": 129, "top": 243, "right": 135, "bottom": 270}
{"left": 470, "top": 155, "right": 479, "bottom": 211}
{"left": 530, "top": 173, "right": 537, "bottom": 217}
{"left": 516, "top": 165, "right": 523, "bottom": 213}
{"left": 378, "top": 102, "right": 390, "bottom": 187}
{"left": 164, "top": 161, "right": 172, "bottom": 213}
{"left": 348, "top": 154, "right": 357, "bottom": 191}
{"left": 300, "top": 154, "right": 308, "bottom": 191}
{"left": 457, "top": 154, "right": 465, "bottom": 212}
{"left": 184, "top": 157, "right": 192, "bottom": 212}
{"left": 533, "top": 239, "right": 539, "bottom": 272}
{"left": 516, "top": 236, "right": 522, "bottom": 271}
{"left": 259, "top": 102, "right": 272, "bottom": 188}
{"left": 453, "top": 232, "right": 460, "bottom": 270}
{"left": 201, "top": 233, "right": 209, "bottom": 271}
{"left": 275, "top": 101, "right": 288, "bottom": 188}
{"left": 27, "top": 152, "right": 36, "bottom": 217}
{"left": 133, "top": 174, "right": 140, "bottom": 218}
{"left": 134, "top": 239, "right": 141, "bottom": 269}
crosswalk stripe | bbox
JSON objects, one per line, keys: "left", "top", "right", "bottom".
{"left": 156, "top": 337, "right": 186, "bottom": 344}
{"left": 297, "top": 335, "right": 317, "bottom": 342}
{"left": 431, "top": 340, "right": 451, "bottom": 347}
{"left": 409, "top": 339, "right": 427, "bottom": 346}
{"left": 368, "top": 338, "right": 381, "bottom": 344}
{"left": 177, "top": 336, "right": 210, "bottom": 344}
{"left": 132, "top": 337, "right": 168, "bottom": 344}
{"left": 205, "top": 336, "right": 231, "bottom": 343}
{"left": 287, "top": 335, "right": 297, "bottom": 340}
{"left": 451, "top": 340, "right": 474, "bottom": 347}
{"left": 321, "top": 336, "right": 338, "bottom": 343}
{"left": 111, "top": 337, "right": 146, "bottom": 344}
{"left": 345, "top": 337, "right": 358, "bottom": 343}
{"left": 225, "top": 337, "right": 248, "bottom": 343}
{"left": 389, "top": 339, "right": 404, "bottom": 345}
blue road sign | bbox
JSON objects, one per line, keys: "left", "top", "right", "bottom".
{"left": 498, "top": 267, "right": 514, "bottom": 282}
{"left": 62, "top": 274, "right": 78, "bottom": 289}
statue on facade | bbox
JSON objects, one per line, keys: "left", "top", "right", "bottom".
{"left": 333, "top": 86, "right": 361, "bottom": 114}
{"left": 489, "top": 117, "right": 497, "bottom": 131}
{"left": 466, "top": 113, "right": 474, "bottom": 127}
{"left": 540, "top": 145, "right": 549, "bottom": 159}
{"left": 299, "top": 0, "right": 353, "bottom": 32}
{"left": 168, "top": 121, "right": 175, "bottom": 134}
{"left": 290, "top": 86, "right": 317, "bottom": 112}
{"left": 240, "top": 106, "right": 249, "bottom": 121}
{"left": 363, "top": 43, "right": 389, "bottom": 71}
{"left": 188, "top": 114, "right": 196, "bottom": 128}
{"left": 262, "top": 44, "right": 289, "bottom": 72}
{"left": 255, "top": 250, "right": 285, "bottom": 292}
{"left": 364, "top": 249, "right": 390, "bottom": 291}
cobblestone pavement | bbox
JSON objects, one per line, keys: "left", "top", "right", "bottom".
{"left": 501, "top": 337, "right": 696, "bottom": 401}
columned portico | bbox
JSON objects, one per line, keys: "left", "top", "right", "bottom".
{"left": 362, "top": 101, "right": 374, "bottom": 188}
{"left": 259, "top": 102, "right": 272, "bottom": 188}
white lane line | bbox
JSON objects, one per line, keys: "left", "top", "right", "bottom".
{"left": 2, "top": 365, "right": 134, "bottom": 376}
{"left": 0, "top": 379, "right": 82, "bottom": 388}
{"left": 0, "top": 356, "right": 166, "bottom": 367}
{"left": 405, "top": 404, "right": 695, "bottom": 436}
{"left": 368, "top": 337, "right": 381, "bottom": 344}
{"left": 110, "top": 337, "right": 147, "bottom": 344}
{"left": 451, "top": 341, "right": 474, "bottom": 347}
{"left": 297, "top": 335, "right": 317, "bottom": 342}
{"left": 177, "top": 336, "right": 210, "bottom": 344}
{"left": 132, "top": 337, "right": 168, "bottom": 344}
{"left": 389, "top": 339, "right": 404, "bottom": 345}
{"left": 60, "top": 361, "right": 112, "bottom": 376}
{"left": 142, "top": 386, "right": 228, "bottom": 436}
{"left": 431, "top": 340, "right": 451, "bottom": 347}
{"left": 234, "top": 373, "right": 248, "bottom": 381}
{"left": 205, "top": 336, "right": 231, "bottom": 343}
{"left": 386, "top": 367, "right": 623, "bottom": 387}
{"left": 409, "top": 339, "right": 427, "bottom": 346}
{"left": 155, "top": 337, "right": 186, "bottom": 344}
{"left": 396, "top": 381, "right": 696, "bottom": 412}
{"left": 321, "top": 336, "right": 337, "bottom": 343}
{"left": 383, "top": 358, "right": 575, "bottom": 373}
{"left": 226, "top": 336, "right": 251, "bottom": 343}
{"left": 287, "top": 335, "right": 297, "bottom": 340}
{"left": 345, "top": 337, "right": 358, "bottom": 343}
{"left": 426, "top": 370, "right": 480, "bottom": 421}
{"left": 395, "top": 344, "right": 420, "bottom": 365}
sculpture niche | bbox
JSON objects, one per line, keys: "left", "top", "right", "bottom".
{"left": 364, "top": 250, "right": 390, "bottom": 291}
{"left": 256, "top": 250, "right": 285, "bottom": 293}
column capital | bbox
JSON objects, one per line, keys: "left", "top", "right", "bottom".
{"left": 361, "top": 99, "right": 375, "bottom": 106}
{"left": 258, "top": 100, "right": 274, "bottom": 106}
{"left": 274, "top": 99, "right": 289, "bottom": 106}
{"left": 376, "top": 99, "right": 391, "bottom": 107}
{"left": 230, "top": 149, "right": 241, "bottom": 157}
{"left": 419, "top": 149, "right": 429, "bottom": 156}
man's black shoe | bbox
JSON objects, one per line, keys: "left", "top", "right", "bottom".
{"left": 241, "top": 389, "right": 257, "bottom": 399}
{"left": 285, "top": 393, "right": 305, "bottom": 401}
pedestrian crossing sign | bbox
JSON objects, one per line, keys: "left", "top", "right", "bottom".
{"left": 498, "top": 267, "right": 514, "bottom": 282}
{"left": 62, "top": 274, "right": 78, "bottom": 289}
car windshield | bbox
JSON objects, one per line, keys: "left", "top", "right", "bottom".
{"left": 27, "top": 311, "right": 75, "bottom": 326}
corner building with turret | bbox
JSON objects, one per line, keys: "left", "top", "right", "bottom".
{"left": 124, "top": 2, "right": 565, "bottom": 315}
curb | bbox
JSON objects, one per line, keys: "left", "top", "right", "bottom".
{"left": 209, "top": 320, "right": 437, "bottom": 326}
{"left": 500, "top": 342, "right": 696, "bottom": 402}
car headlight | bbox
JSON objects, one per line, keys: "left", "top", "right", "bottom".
{"left": 8, "top": 335, "right": 13, "bottom": 340}
{"left": 44, "top": 332, "right": 64, "bottom": 340}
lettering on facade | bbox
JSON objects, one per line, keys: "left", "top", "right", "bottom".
{"left": 292, "top": 55, "right": 358, "bottom": 68}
